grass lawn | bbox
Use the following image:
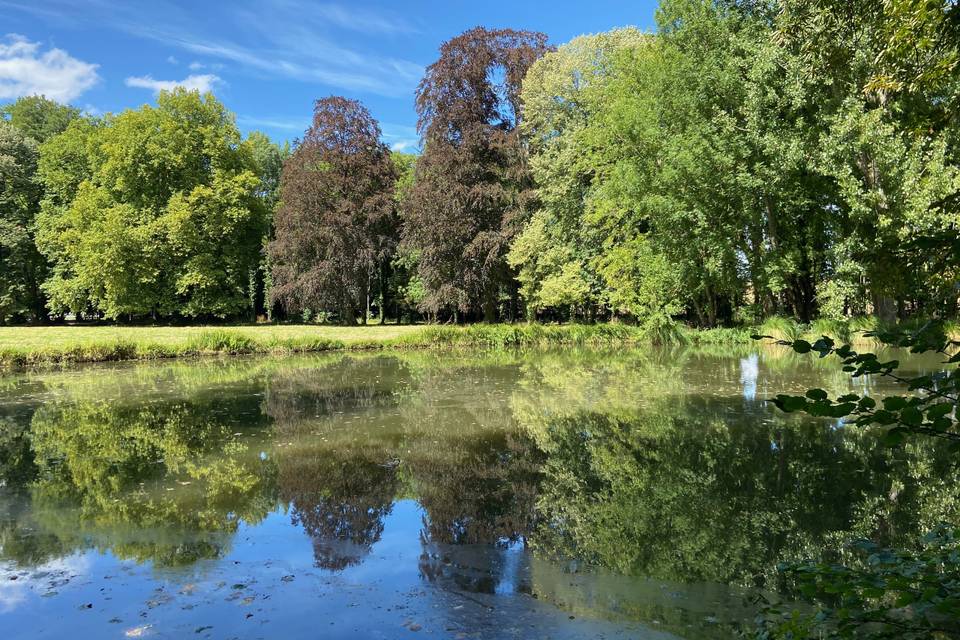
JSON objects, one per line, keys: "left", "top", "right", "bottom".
{"left": 0, "top": 321, "right": 755, "bottom": 367}
{"left": 0, "top": 324, "right": 426, "bottom": 352}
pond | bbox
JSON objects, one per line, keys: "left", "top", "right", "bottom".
{"left": 0, "top": 346, "right": 955, "bottom": 639}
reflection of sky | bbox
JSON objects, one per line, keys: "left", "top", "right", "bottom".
{"left": 740, "top": 354, "right": 759, "bottom": 401}
{"left": 0, "top": 554, "right": 92, "bottom": 614}
{"left": 0, "top": 502, "right": 655, "bottom": 639}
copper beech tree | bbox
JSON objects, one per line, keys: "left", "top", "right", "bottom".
{"left": 403, "top": 27, "right": 551, "bottom": 322}
{"left": 269, "top": 97, "right": 398, "bottom": 324}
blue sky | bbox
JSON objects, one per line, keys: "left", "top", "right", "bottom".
{"left": 0, "top": 0, "right": 659, "bottom": 150}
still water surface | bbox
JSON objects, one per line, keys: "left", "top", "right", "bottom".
{"left": 0, "top": 347, "right": 955, "bottom": 638}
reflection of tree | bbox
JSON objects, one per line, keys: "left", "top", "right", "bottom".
{"left": 413, "top": 430, "right": 542, "bottom": 546}
{"left": 278, "top": 446, "right": 399, "bottom": 571}
{"left": 264, "top": 355, "right": 408, "bottom": 432}
{"left": 265, "top": 356, "right": 409, "bottom": 570}
{"left": 2, "top": 389, "right": 277, "bottom": 567}
{"left": 529, "top": 402, "right": 960, "bottom": 588}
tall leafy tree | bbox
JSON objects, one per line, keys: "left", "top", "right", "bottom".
{"left": 512, "top": 28, "right": 646, "bottom": 321}
{"left": 403, "top": 27, "right": 551, "bottom": 321}
{"left": 36, "top": 89, "right": 267, "bottom": 319}
{"left": 268, "top": 97, "right": 397, "bottom": 324}
{"left": 1, "top": 96, "right": 80, "bottom": 144}
{"left": 245, "top": 131, "right": 290, "bottom": 319}
{"left": 0, "top": 122, "right": 44, "bottom": 322}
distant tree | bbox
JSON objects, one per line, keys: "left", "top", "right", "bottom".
{"left": 511, "top": 28, "right": 646, "bottom": 322}
{"left": 1, "top": 96, "right": 80, "bottom": 143}
{"left": 245, "top": 131, "right": 290, "bottom": 319}
{"left": 268, "top": 97, "right": 397, "bottom": 325}
{"left": 36, "top": 89, "right": 267, "bottom": 319}
{"left": 0, "top": 122, "right": 45, "bottom": 322}
{"left": 403, "top": 27, "right": 551, "bottom": 322}
{"left": 387, "top": 151, "right": 423, "bottom": 323}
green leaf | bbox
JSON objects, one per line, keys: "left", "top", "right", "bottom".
{"left": 883, "top": 427, "right": 908, "bottom": 446}
{"left": 927, "top": 402, "right": 955, "bottom": 419}
{"left": 883, "top": 396, "right": 908, "bottom": 411}
{"left": 900, "top": 406, "right": 923, "bottom": 426}
{"left": 805, "top": 388, "right": 828, "bottom": 401}
{"left": 792, "top": 340, "right": 812, "bottom": 354}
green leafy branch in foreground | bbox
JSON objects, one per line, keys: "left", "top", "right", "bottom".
{"left": 755, "top": 525, "right": 960, "bottom": 639}
{"left": 751, "top": 325, "right": 960, "bottom": 639}
{"left": 752, "top": 325, "right": 960, "bottom": 449}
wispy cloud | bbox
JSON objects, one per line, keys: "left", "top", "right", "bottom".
{"left": 237, "top": 115, "right": 309, "bottom": 132}
{"left": 188, "top": 60, "right": 223, "bottom": 71}
{"left": 0, "top": 33, "right": 99, "bottom": 102}
{"left": 281, "top": 1, "right": 420, "bottom": 35}
{"left": 381, "top": 122, "right": 420, "bottom": 153}
{"left": 166, "top": 55, "right": 178, "bottom": 64}
{"left": 125, "top": 73, "right": 221, "bottom": 94}
{"left": 2, "top": 0, "right": 425, "bottom": 98}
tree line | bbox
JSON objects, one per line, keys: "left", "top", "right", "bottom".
{"left": 1, "top": 0, "right": 958, "bottom": 326}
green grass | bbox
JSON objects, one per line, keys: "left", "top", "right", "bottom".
{"left": 0, "top": 322, "right": 765, "bottom": 368}
{"left": 5, "top": 316, "right": 948, "bottom": 368}
{"left": 0, "top": 324, "right": 423, "bottom": 367}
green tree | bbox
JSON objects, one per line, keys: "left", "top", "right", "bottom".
{"left": 1, "top": 95, "right": 80, "bottom": 143}
{"left": 512, "top": 28, "right": 646, "bottom": 321}
{"left": 0, "top": 121, "right": 45, "bottom": 322}
{"left": 35, "top": 90, "right": 267, "bottom": 319}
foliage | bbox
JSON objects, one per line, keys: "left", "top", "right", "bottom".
{"left": 402, "top": 27, "right": 551, "bottom": 321}
{"left": 0, "top": 121, "right": 45, "bottom": 321}
{"left": 755, "top": 525, "right": 960, "bottom": 639}
{"left": 753, "top": 320, "right": 960, "bottom": 637}
{"left": 269, "top": 97, "right": 397, "bottom": 324}
{"left": 1, "top": 96, "right": 80, "bottom": 143}
{"left": 511, "top": 28, "right": 646, "bottom": 320}
{"left": 759, "top": 325, "right": 959, "bottom": 448}
{"left": 35, "top": 89, "right": 267, "bottom": 319}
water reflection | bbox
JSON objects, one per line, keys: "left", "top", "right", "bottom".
{"left": 0, "top": 347, "right": 956, "bottom": 639}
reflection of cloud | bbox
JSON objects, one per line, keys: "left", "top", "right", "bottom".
{"left": 740, "top": 353, "right": 759, "bottom": 401}
{"left": 0, "top": 554, "right": 92, "bottom": 613}
{"left": 125, "top": 73, "right": 221, "bottom": 94}
{"left": 0, "top": 34, "right": 99, "bottom": 102}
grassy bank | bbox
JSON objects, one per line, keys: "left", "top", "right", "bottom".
{"left": 1, "top": 317, "right": 955, "bottom": 368}
{"left": 0, "top": 322, "right": 717, "bottom": 367}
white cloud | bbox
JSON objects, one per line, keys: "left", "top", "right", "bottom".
{"left": 125, "top": 73, "right": 221, "bottom": 94}
{"left": 0, "top": 33, "right": 99, "bottom": 102}
{"left": 381, "top": 123, "right": 419, "bottom": 153}
{"left": 389, "top": 140, "right": 417, "bottom": 152}
{"left": 237, "top": 115, "right": 308, "bottom": 132}
{"left": 166, "top": 55, "right": 178, "bottom": 64}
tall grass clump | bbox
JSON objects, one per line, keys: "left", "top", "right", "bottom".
{"left": 759, "top": 316, "right": 805, "bottom": 342}
{"left": 805, "top": 318, "right": 851, "bottom": 344}
{"left": 185, "top": 330, "right": 258, "bottom": 354}
{"left": 945, "top": 319, "right": 960, "bottom": 343}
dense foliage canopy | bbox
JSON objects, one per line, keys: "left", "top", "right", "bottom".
{"left": 0, "top": 1, "right": 957, "bottom": 326}
{"left": 268, "top": 97, "right": 397, "bottom": 324}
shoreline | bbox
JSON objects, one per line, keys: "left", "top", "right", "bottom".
{"left": 0, "top": 320, "right": 904, "bottom": 369}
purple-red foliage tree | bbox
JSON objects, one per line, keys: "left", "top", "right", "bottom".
{"left": 403, "top": 27, "right": 551, "bottom": 322}
{"left": 269, "top": 97, "right": 398, "bottom": 324}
